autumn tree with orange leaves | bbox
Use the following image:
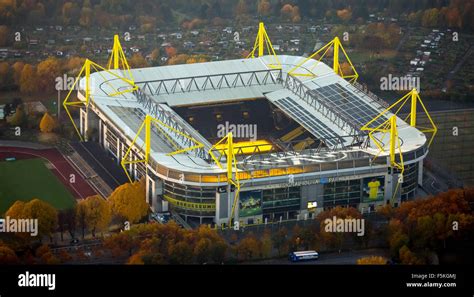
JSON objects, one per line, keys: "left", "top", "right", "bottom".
{"left": 384, "top": 189, "right": 474, "bottom": 264}
{"left": 39, "top": 112, "right": 56, "bottom": 133}
{"left": 316, "top": 206, "right": 363, "bottom": 250}
{"left": 108, "top": 179, "right": 149, "bottom": 224}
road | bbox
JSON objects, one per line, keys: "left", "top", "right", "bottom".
{"left": 250, "top": 248, "right": 390, "bottom": 265}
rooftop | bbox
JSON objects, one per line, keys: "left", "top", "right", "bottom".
{"left": 82, "top": 55, "right": 427, "bottom": 175}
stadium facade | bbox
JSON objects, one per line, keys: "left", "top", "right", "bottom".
{"left": 70, "top": 38, "right": 431, "bottom": 228}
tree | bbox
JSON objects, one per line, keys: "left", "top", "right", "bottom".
{"left": 234, "top": 0, "right": 247, "bottom": 17}
{"left": 399, "top": 245, "right": 424, "bottom": 264}
{"left": 19, "top": 64, "right": 38, "bottom": 94}
{"left": 444, "top": 7, "right": 462, "bottom": 28}
{"left": 194, "top": 237, "right": 212, "bottom": 264}
{"left": 104, "top": 231, "right": 136, "bottom": 257}
{"left": 168, "top": 54, "right": 189, "bottom": 65}
{"left": 82, "top": 195, "right": 111, "bottom": 237}
{"left": 357, "top": 256, "right": 387, "bottom": 265}
{"left": 64, "top": 56, "right": 85, "bottom": 75}
{"left": 337, "top": 8, "right": 352, "bottom": 22}
{"left": 422, "top": 8, "right": 440, "bottom": 28}
{"left": 5, "top": 200, "right": 25, "bottom": 218}
{"left": 317, "top": 206, "right": 363, "bottom": 250}
{"left": 0, "top": 25, "right": 9, "bottom": 47}
{"left": 291, "top": 6, "right": 301, "bottom": 23}
{"left": 165, "top": 46, "right": 177, "bottom": 58}
{"left": 62, "top": 2, "right": 80, "bottom": 25}
{"left": 76, "top": 202, "right": 87, "bottom": 239}
{"left": 57, "top": 209, "right": 68, "bottom": 241}
{"left": 39, "top": 112, "right": 56, "bottom": 133}
{"left": 0, "top": 245, "right": 19, "bottom": 264}
{"left": 272, "top": 227, "right": 288, "bottom": 256}
{"left": 8, "top": 199, "right": 58, "bottom": 241}
{"left": 236, "top": 235, "right": 261, "bottom": 261}
{"left": 6, "top": 105, "right": 24, "bottom": 126}
{"left": 168, "top": 241, "right": 193, "bottom": 264}
{"left": 23, "top": 199, "right": 58, "bottom": 240}
{"left": 210, "top": 240, "right": 227, "bottom": 264}
{"left": 149, "top": 48, "right": 160, "bottom": 65}
{"left": 128, "top": 253, "right": 144, "bottom": 264}
{"left": 129, "top": 53, "right": 149, "bottom": 68}
{"left": 340, "top": 62, "right": 354, "bottom": 77}
{"left": 11, "top": 61, "right": 24, "bottom": 86}
{"left": 108, "top": 179, "right": 148, "bottom": 224}
{"left": 0, "top": 61, "right": 10, "bottom": 89}
{"left": 257, "top": 0, "right": 271, "bottom": 16}
{"left": 63, "top": 208, "right": 77, "bottom": 239}
{"left": 36, "top": 57, "right": 62, "bottom": 94}
{"left": 79, "top": 0, "right": 93, "bottom": 27}
{"left": 281, "top": 4, "right": 294, "bottom": 20}
{"left": 261, "top": 231, "right": 273, "bottom": 258}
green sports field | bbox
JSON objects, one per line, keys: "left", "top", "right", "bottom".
{"left": 0, "top": 158, "right": 75, "bottom": 214}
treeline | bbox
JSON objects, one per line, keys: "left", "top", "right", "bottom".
{"left": 0, "top": 0, "right": 472, "bottom": 30}
{"left": 1, "top": 179, "right": 148, "bottom": 245}
{"left": 1, "top": 188, "right": 473, "bottom": 264}
{"left": 0, "top": 53, "right": 155, "bottom": 94}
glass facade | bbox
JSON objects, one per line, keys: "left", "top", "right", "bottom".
{"left": 262, "top": 186, "right": 301, "bottom": 214}
{"left": 401, "top": 163, "right": 419, "bottom": 201}
{"left": 163, "top": 181, "right": 215, "bottom": 216}
{"left": 322, "top": 179, "right": 362, "bottom": 208}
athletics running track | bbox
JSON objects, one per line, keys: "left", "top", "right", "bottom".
{"left": 0, "top": 146, "right": 96, "bottom": 199}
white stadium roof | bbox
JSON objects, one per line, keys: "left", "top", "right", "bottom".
{"left": 82, "top": 55, "right": 427, "bottom": 175}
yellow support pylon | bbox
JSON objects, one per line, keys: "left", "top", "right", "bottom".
{"left": 121, "top": 114, "right": 205, "bottom": 182}
{"left": 288, "top": 36, "right": 359, "bottom": 83}
{"left": 107, "top": 34, "right": 134, "bottom": 83}
{"left": 208, "top": 133, "right": 241, "bottom": 226}
{"left": 247, "top": 22, "right": 281, "bottom": 69}
{"left": 63, "top": 58, "right": 137, "bottom": 141}
{"left": 361, "top": 88, "right": 437, "bottom": 147}
{"left": 363, "top": 115, "right": 405, "bottom": 203}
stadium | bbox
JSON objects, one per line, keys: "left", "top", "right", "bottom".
{"left": 64, "top": 24, "right": 436, "bottom": 228}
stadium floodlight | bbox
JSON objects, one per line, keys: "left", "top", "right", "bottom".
{"left": 121, "top": 114, "right": 205, "bottom": 182}
{"left": 247, "top": 22, "right": 282, "bottom": 69}
{"left": 107, "top": 34, "right": 134, "bottom": 83}
{"left": 209, "top": 133, "right": 241, "bottom": 226}
{"left": 288, "top": 36, "right": 359, "bottom": 83}
{"left": 363, "top": 115, "right": 405, "bottom": 203}
{"left": 62, "top": 58, "right": 138, "bottom": 141}
{"left": 361, "top": 88, "right": 437, "bottom": 147}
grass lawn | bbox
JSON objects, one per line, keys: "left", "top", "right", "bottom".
{"left": 0, "top": 158, "right": 75, "bottom": 214}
